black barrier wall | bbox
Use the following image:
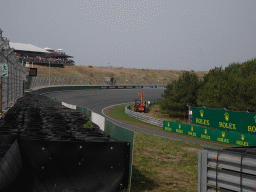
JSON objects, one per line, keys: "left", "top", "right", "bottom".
{"left": 0, "top": 92, "right": 131, "bottom": 192}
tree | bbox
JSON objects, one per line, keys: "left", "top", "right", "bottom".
{"left": 196, "top": 59, "right": 256, "bottom": 112}
{"left": 160, "top": 71, "right": 202, "bottom": 118}
{"left": 196, "top": 66, "right": 226, "bottom": 109}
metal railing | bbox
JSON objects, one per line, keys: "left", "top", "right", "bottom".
{"left": 125, "top": 102, "right": 163, "bottom": 127}
{"left": 0, "top": 28, "right": 28, "bottom": 114}
{"left": 29, "top": 75, "right": 172, "bottom": 89}
{"left": 198, "top": 148, "right": 256, "bottom": 192}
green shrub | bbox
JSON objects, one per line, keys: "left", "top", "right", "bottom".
{"left": 83, "top": 121, "right": 94, "bottom": 129}
{"left": 160, "top": 71, "right": 202, "bottom": 118}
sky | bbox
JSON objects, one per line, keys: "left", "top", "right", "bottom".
{"left": 0, "top": 0, "right": 256, "bottom": 71}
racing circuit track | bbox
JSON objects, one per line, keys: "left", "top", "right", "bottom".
{"left": 43, "top": 88, "right": 224, "bottom": 149}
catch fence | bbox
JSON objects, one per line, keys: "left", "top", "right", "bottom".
{"left": 0, "top": 28, "right": 28, "bottom": 114}
{"left": 28, "top": 75, "right": 172, "bottom": 89}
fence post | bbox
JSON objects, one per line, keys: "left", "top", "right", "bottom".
{"left": 198, "top": 150, "right": 208, "bottom": 192}
{"left": 0, "top": 77, "right": 2, "bottom": 115}
{"left": 188, "top": 105, "right": 191, "bottom": 124}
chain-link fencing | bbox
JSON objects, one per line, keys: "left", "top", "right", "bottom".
{"left": 0, "top": 28, "right": 28, "bottom": 114}
{"left": 29, "top": 75, "right": 173, "bottom": 89}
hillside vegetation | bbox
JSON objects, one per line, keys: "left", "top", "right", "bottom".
{"left": 28, "top": 64, "right": 208, "bottom": 81}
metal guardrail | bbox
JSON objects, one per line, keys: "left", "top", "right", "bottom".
{"left": 198, "top": 148, "right": 256, "bottom": 192}
{"left": 0, "top": 28, "right": 28, "bottom": 114}
{"left": 125, "top": 102, "right": 163, "bottom": 128}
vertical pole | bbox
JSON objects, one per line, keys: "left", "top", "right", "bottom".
{"left": 49, "top": 61, "right": 50, "bottom": 86}
{"left": 198, "top": 150, "right": 208, "bottom": 192}
{"left": 188, "top": 105, "right": 191, "bottom": 124}
{"left": 0, "top": 77, "right": 2, "bottom": 115}
{"left": 23, "top": 74, "right": 25, "bottom": 95}
{"left": 6, "top": 59, "right": 8, "bottom": 107}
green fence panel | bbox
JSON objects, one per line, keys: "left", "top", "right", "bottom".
{"left": 163, "top": 121, "right": 187, "bottom": 135}
{"left": 244, "top": 112, "right": 256, "bottom": 134}
{"left": 199, "top": 127, "right": 218, "bottom": 142}
{"left": 81, "top": 107, "right": 91, "bottom": 118}
{"left": 104, "top": 119, "right": 134, "bottom": 191}
{"left": 186, "top": 124, "right": 201, "bottom": 138}
{"left": 76, "top": 106, "right": 82, "bottom": 113}
{"left": 25, "top": 75, "right": 33, "bottom": 89}
{"left": 231, "top": 132, "right": 256, "bottom": 147}
{"left": 164, "top": 120, "right": 256, "bottom": 146}
{"left": 86, "top": 109, "right": 92, "bottom": 117}
{"left": 191, "top": 107, "right": 256, "bottom": 134}
{"left": 214, "top": 130, "right": 235, "bottom": 145}
{"left": 82, "top": 108, "right": 87, "bottom": 115}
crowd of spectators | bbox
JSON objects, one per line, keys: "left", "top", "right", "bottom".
{"left": 16, "top": 54, "right": 74, "bottom": 65}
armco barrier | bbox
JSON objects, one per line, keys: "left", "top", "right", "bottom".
{"left": 198, "top": 148, "right": 256, "bottom": 192}
{"left": 125, "top": 100, "right": 163, "bottom": 127}
{"left": 191, "top": 106, "right": 256, "bottom": 135}
{"left": 31, "top": 85, "right": 135, "bottom": 191}
{"left": 163, "top": 121, "right": 256, "bottom": 147}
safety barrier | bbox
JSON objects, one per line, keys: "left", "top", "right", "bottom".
{"left": 31, "top": 85, "right": 135, "bottom": 191}
{"left": 28, "top": 74, "right": 171, "bottom": 89}
{"left": 198, "top": 148, "right": 256, "bottom": 192}
{"left": 125, "top": 98, "right": 256, "bottom": 147}
{"left": 164, "top": 121, "right": 256, "bottom": 147}
{"left": 125, "top": 101, "right": 163, "bottom": 127}
{"left": 191, "top": 106, "right": 256, "bottom": 135}
{"left": 0, "top": 28, "right": 28, "bottom": 114}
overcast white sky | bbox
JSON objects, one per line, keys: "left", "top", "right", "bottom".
{"left": 0, "top": 0, "right": 255, "bottom": 71}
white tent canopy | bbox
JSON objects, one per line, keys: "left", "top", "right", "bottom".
{"left": 9, "top": 42, "right": 51, "bottom": 53}
{"left": 44, "top": 47, "right": 54, "bottom": 51}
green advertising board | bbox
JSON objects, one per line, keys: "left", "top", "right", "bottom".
{"left": 191, "top": 107, "right": 256, "bottom": 134}
{"left": 163, "top": 120, "right": 256, "bottom": 146}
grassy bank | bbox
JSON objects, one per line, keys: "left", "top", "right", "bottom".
{"left": 130, "top": 103, "right": 188, "bottom": 124}
{"left": 105, "top": 103, "right": 235, "bottom": 192}
{"left": 27, "top": 64, "right": 208, "bottom": 80}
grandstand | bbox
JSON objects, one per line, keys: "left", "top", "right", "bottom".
{"left": 9, "top": 42, "right": 75, "bottom": 68}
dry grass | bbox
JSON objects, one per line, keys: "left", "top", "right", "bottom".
{"left": 29, "top": 64, "right": 209, "bottom": 80}
{"left": 130, "top": 103, "right": 188, "bottom": 124}
{"left": 105, "top": 103, "right": 236, "bottom": 192}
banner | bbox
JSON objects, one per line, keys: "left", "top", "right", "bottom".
{"left": 191, "top": 107, "right": 256, "bottom": 134}
{"left": 163, "top": 120, "right": 256, "bottom": 146}
{"left": 99, "top": 85, "right": 143, "bottom": 89}
{"left": 0, "top": 63, "right": 8, "bottom": 77}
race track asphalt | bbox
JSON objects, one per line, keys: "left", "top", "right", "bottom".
{"left": 43, "top": 88, "right": 164, "bottom": 114}
{"left": 43, "top": 88, "right": 223, "bottom": 149}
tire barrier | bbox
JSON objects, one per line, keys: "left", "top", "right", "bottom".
{"left": 0, "top": 91, "right": 130, "bottom": 192}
